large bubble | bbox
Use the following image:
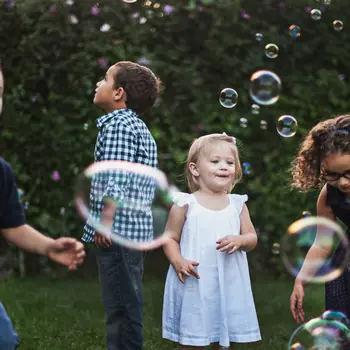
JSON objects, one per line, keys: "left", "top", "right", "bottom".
{"left": 249, "top": 70, "right": 281, "bottom": 105}
{"left": 288, "top": 317, "right": 350, "bottom": 349}
{"left": 75, "top": 161, "right": 176, "bottom": 250}
{"left": 281, "top": 216, "right": 349, "bottom": 283}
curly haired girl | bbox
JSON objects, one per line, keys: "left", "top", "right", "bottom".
{"left": 289, "top": 114, "right": 350, "bottom": 324}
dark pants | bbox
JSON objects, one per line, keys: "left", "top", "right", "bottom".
{"left": 96, "top": 244, "right": 145, "bottom": 350}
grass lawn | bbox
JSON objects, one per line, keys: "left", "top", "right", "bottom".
{"left": 0, "top": 264, "right": 325, "bottom": 349}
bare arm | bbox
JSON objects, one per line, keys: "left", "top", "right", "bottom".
{"left": 162, "top": 204, "right": 187, "bottom": 266}
{"left": 239, "top": 204, "right": 258, "bottom": 252}
{"left": 2, "top": 224, "right": 55, "bottom": 256}
{"left": 295, "top": 185, "right": 336, "bottom": 286}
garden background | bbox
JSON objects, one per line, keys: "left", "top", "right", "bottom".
{"left": 0, "top": 0, "right": 349, "bottom": 348}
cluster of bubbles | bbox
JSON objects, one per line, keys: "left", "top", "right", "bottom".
{"left": 289, "top": 310, "right": 350, "bottom": 349}
{"left": 17, "top": 189, "right": 29, "bottom": 210}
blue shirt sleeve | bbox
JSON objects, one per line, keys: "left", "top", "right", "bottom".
{"left": 0, "top": 158, "right": 25, "bottom": 229}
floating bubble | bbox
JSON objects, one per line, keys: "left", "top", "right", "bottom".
{"left": 75, "top": 161, "right": 176, "bottom": 251}
{"left": 240, "top": 118, "right": 248, "bottom": 128}
{"left": 288, "top": 317, "right": 350, "bottom": 349}
{"left": 68, "top": 14, "right": 79, "bottom": 24}
{"left": 260, "top": 120, "right": 268, "bottom": 130}
{"left": 302, "top": 211, "right": 312, "bottom": 218}
{"left": 123, "top": 0, "right": 137, "bottom": 2}
{"left": 338, "top": 74, "right": 346, "bottom": 80}
{"left": 219, "top": 88, "right": 238, "bottom": 108}
{"left": 66, "top": 0, "right": 74, "bottom": 5}
{"left": 277, "top": 115, "right": 298, "bottom": 137}
{"left": 289, "top": 25, "right": 301, "bottom": 38}
{"left": 272, "top": 243, "right": 280, "bottom": 255}
{"left": 281, "top": 216, "right": 349, "bottom": 283}
{"left": 83, "top": 123, "right": 89, "bottom": 131}
{"left": 100, "top": 23, "right": 111, "bottom": 32}
{"left": 265, "top": 43, "right": 279, "bottom": 59}
{"left": 91, "top": 6, "right": 100, "bottom": 15}
{"left": 251, "top": 104, "right": 260, "bottom": 115}
{"left": 23, "top": 201, "right": 29, "bottom": 210}
{"left": 255, "top": 33, "right": 263, "bottom": 42}
{"left": 242, "top": 162, "right": 252, "bottom": 175}
{"left": 322, "top": 311, "right": 350, "bottom": 329}
{"left": 333, "top": 20, "right": 344, "bottom": 32}
{"left": 249, "top": 70, "right": 281, "bottom": 105}
{"left": 311, "top": 9, "right": 322, "bottom": 21}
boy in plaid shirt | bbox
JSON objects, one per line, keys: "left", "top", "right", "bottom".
{"left": 82, "top": 61, "right": 160, "bottom": 350}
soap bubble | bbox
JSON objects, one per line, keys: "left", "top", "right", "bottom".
{"left": 276, "top": 115, "right": 298, "bottom": 137}
{"left": 240, "top": 118, "right": 248, "bottom": 128}
{"left": 265, "top": 43, "right": 279, "bottom": 59}
{"left": 260, "top": 120, "right": 268, "bottom": 130}
{"left": 288, "top": 317, "right": 350, "bottom": 349}
{"left": 311, "top": 9, "right": 322, "bottom": 21}
{"left": 281, "top": 216, "right": 349, "bottom": 283}
{"left": 289, "top": 25, "right": 301, "bottom": 38}
{"left": 249, "top": 70, "right": 281, "bottom": 105}
{"left": 272, "top": 243, "right": 280, "bottom": 255}
{"left": 242, "top": 162, "right": 252, "bottom": 175}
{"left": 75, "top": 161, "right": 176, "bottom": 250}
{"left": 251, "top": 104, "right": 260, "bottom": 115}
{"left": 219, "top": 88, "right": 238, "bottom": 108}
{"left": 333, "top": 20, "right": 344, "bottom": 32}
{"left": 255, "top": 33, "right": 263, "bottom": 41}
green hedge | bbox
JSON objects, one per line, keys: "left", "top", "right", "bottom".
{"left": 1, "top": 0, "right": 350, "bottom": 273}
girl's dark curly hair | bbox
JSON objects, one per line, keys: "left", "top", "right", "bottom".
{"left": 291, "top": 114, "right": 350, "bottom": 191}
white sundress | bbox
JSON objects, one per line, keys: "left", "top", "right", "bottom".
{"left": 162, "top": 193, "right": 261, "bottom": 347}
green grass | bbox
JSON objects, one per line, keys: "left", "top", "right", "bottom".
{"left": 0, "top": 269, "right": 325, "bottom": 349}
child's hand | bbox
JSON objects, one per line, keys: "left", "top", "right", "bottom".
{"left": 216, "top": 235, "right": 242, "bottom": 254}
{"left": 173, "top": 258, "right": 200, "bottom": 284}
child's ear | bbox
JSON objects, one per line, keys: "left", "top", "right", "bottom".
{"left": 188, "top": 162, "right": 199, "bottom": 177}
{"left": 113, "top": 87, "right": 125, "bottom": 101}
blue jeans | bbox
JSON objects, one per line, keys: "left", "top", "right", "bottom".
{"left": 96, "top": 244, "right": 145, "bottom": 350}
{"left": 0, "top": 302, "right": 19, "bottom": 349}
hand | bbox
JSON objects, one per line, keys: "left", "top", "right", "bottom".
{"left": 173, "top": 258, "right": 200, "bottom": 284}
{"left": 94, "top": 231, "right": 112, "bottom": 248}
{"left": 290, "top": 280, "right": 305, "bottom": 324}
{"left": 47, "top": 238, "right": 85, "bottom": 271}
{"left": 216, "top": 235, "right": 242, "bottom": 254}
{"left": 94, "top": 198, "right": 116, "bottom": 248}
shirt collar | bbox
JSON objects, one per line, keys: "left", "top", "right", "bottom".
{"left": 96, "top": 108, "right": 135, "bottom": 129}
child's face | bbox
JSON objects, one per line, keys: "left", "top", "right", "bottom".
{"left": 191, "top": 141, "right": 236, "bottom": 193}
{"left": 0, "top": 70, "right": 3, "bottom": 115}
{"left": 322, "top": 152, "right": 350, "bottom": 195}
{"left": 94, "top": 64, "right": 123, "bottom": 112}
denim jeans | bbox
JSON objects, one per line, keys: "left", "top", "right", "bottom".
{"left": 0, "top": 302, "right": 19, "bottom": 350}
{"left": 96, "top": 244, "right": 145, "bottom": 350}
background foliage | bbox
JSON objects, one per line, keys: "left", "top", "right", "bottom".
{"left": 1, "top": 0, "right": 350, "bottom": 274}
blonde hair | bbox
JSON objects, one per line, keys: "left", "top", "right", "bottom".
{"left": 185, "top": 133, "right": 243, "bottom": 193}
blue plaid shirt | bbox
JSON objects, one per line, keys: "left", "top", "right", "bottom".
{"left": 81, "top": 108, "right": 158, "bottom": 243}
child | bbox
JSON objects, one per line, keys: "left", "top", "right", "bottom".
{"left": 0, "top": 60, "right": 85, "bottom": 349}
{"left": 290, "top": 115, "right": 350, "bottom": 325}
{"left": 162, "top": 133, "right": 261, "bottom": 349}
{"left": 81, "top": 61, "right": 160, "bottom": 349}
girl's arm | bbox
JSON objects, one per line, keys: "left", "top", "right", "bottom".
{"left": 163, "top": 204, "right": 187, "bottom": 266}
{"left": 239, "top": 204, "right": 258, "bottom": 252}
{"left": 295, "top": 184, "right": 336, "bottom": 286}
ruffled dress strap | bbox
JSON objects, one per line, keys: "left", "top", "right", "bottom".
{"left": 229, "top": 194, "right": 248, "bottom": 215}
{"left": 171, "top": 192, "right": 193, "bottom": 208}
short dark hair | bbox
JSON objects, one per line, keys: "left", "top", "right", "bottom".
{"left": 291, "top": 114, "right": 350, "bottom": 191}
{"left": 114, "top": 61, "right": 161, "bottom": 114}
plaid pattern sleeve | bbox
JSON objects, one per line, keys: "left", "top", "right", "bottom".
{"left": 81, "top": 109, "right": 158, "bottom": 243}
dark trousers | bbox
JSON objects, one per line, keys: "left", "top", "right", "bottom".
{"left": 96, "top": 244, "right": 145, "bottom": 350}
